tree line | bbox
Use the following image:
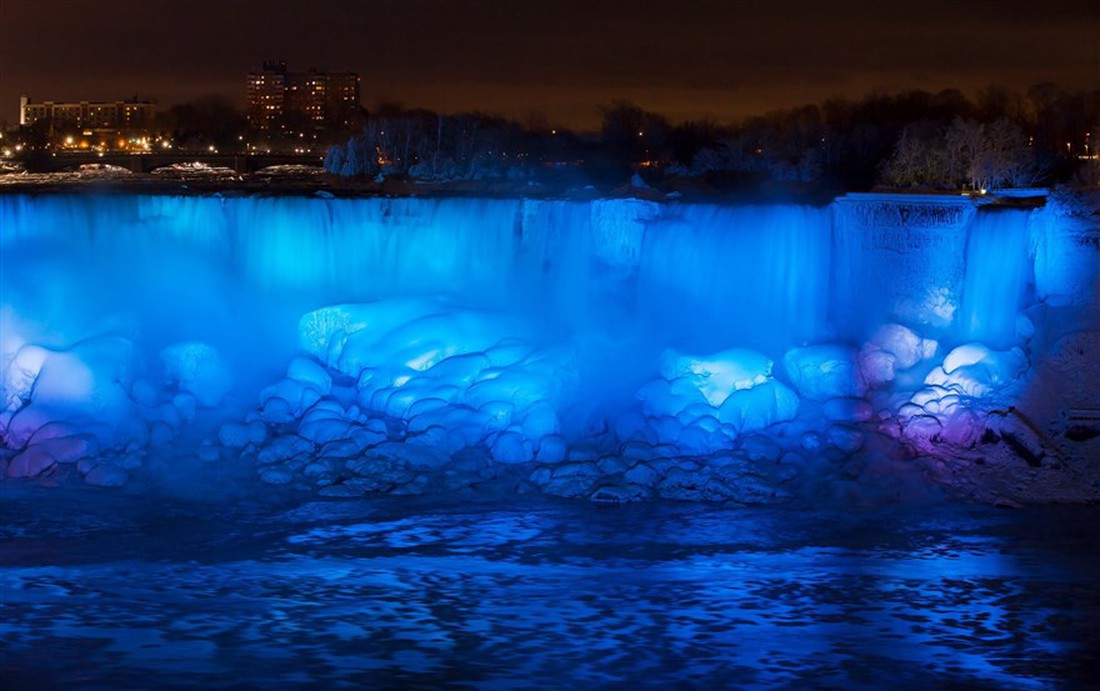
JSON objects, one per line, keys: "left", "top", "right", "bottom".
{"left": 321, "top": 84, "right": 1098, "bottom": 191}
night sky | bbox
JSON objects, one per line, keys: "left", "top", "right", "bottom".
{"left": 1, "top": 0, "right": 1096, "bottom": 129}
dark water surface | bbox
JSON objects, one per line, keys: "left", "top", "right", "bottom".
{"left": 1, "top": 486, "right": 1097, "bottom": 689}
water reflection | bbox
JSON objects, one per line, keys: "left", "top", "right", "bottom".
{"left": 1, "top": 489, "right": 1096, "bottom": 688}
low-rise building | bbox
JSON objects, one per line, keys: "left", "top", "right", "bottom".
{"left": 20, "top": 96, "right": 156, "bottom": 131}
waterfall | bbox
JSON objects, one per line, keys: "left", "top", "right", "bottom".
{"left": 0, "top": 194, "right": 836, "bottom": 359}
{"left": 958, "top": 209, "right": 1033, "bottom": 347}
{"left": 0, "top": 192, "right": 1056, "bottom": 441}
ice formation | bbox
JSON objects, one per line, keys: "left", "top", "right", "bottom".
{"left": 1, "top": 193, "right": 1096, "bottom": 503}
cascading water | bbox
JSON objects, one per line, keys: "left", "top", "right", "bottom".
{"left": 0, "top": 192, "right": 1074, "bottom": 504}
{"left": 637, "top": 204, "right": 833, "bottom": 353}
{"left": 0, "top": 195, "right": 836, "bottom": 390}
{"left": 958, "top": 209, "right": 1034, "bottom": 347}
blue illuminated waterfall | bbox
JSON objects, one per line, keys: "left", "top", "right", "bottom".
{"left": 0, "top": 195, "right": 843, "bottom": 363}
{"left": 0, "top": 191, "right": 1066, "bottom": 493}
{"left": 958, "top": 209, "right": 1034, "bottom": 347}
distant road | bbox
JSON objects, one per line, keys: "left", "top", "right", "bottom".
{"left": 20, "top": 152, "right": 325, "bottom": 174}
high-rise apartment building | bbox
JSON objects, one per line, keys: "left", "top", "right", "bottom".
{"left": 246, "top": 61, "right": 361, "bottom": 132}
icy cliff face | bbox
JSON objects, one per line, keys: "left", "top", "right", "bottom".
{"left": 1, "top": 193, "right": 1096, "bottom": 503}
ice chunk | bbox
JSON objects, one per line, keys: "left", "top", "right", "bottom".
{"left": 826, "top": 426, "right": 864, "bottom": 454}
{"left": 219, "top": 420, "right": 268, "bottom": 448}
{"left": 536, "top": 435, "right": 568, "bottom": 463}
{"left": 859, "top": 347, "right": 897, "bottom": 387}
{"left": 823, "top": 397, "right": 873, "bottom": 423}
{"left": 5, "top": 337, "right": 142, "bottom": 448}
{"left": 783, "top": 345, "right": 864, "bottom": 400}
{"left": 7, "top": 446, "right": 57, "bottom": 478}
{"left": 160, "top": 342, "right": 231, "bottom": 407}
{"left": 660, "top": 348, "right": 773, "bottom": 407}
{"left": 257, "top": 435, "right": 315, "bottom": 465}
{"left": 869, "top": 324, "right": 933, "bottom": 370}
{"left": 716, "top": 380, "right": 800, "bottom": 433}
{"left": 84, "top": 463, "right": 128, "bottom": 487}
{"left": 943, "top": 343, "right": 995, "bottom": 373}
{"left": 286, "top": 356, "right": 332, "bottom": 395}
{"left": 259, "top": 379, "right": 323, "bottom": 419}
{"left": 4, "top": 345, "right": 49, "bottom": 413}
{"left": 491, "top": 431, "right": 534, "bottom": 464}
{"left": 925, "top": 345, "right": 1027, "bottom": 399}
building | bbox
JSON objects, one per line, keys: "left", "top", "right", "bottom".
{"left": 20, "top": 96, "right": 156, "bottom": 131}
{"left": 246, "top": 60, "right": 288, "bottom": 131}
{"left": 246, "top": 61, "right": 361, "bottom": 132}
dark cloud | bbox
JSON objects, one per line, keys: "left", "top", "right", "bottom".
{"left": 1, "top": 0, "right": 1096, "bottom": 128}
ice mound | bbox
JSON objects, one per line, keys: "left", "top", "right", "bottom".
{"left": 925, "top": 344, "right": 1028, "bottom": 400}
{"left": 783, "top": 345, "right": 864, "bottom": 400}
{"left": 659, "top": 348, "right": 773, "bottom": 406}
{"left": 896, "top": 343, "right": 1030, "bottom": 452}
{"left": 160, "top": 342, "right": 232, "bottom": 407}
{"left": 1, "top": 335, "right": 232, "bottom": 483}
{"left": 859, "top": 323, "right": 938, "bottom": 387}
{"left": 629, "top": 348, "right": 799, "bottom": 454}
{"left": 3, "top": 337, "right": 142, "bottom": 449}
{"left": 244, "top": 299, "right": 578, "bottom": 492}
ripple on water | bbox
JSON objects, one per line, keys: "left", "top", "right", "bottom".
{"left": 0, "top": 488, "right": 1097, "bottom": 689}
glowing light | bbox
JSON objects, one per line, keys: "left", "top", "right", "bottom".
{"left": 0, "top": 193, "right": 1070, "bottom": 482}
